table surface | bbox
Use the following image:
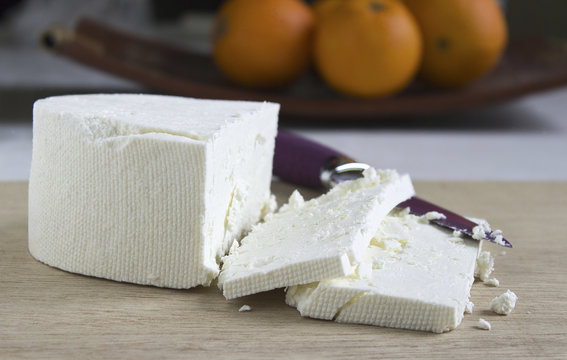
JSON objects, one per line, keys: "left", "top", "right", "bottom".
{"left": 1, "top": 181, "right": 566, "bottom": 359}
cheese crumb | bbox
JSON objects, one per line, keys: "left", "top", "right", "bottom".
{"left": 475, "top": 251, "right": 494, "bottom": 282}
{"left": 477, "top": 318, "right": 491, "bottom": 330}
{"left": 490, "top": 290, "right": 518, "bottom": 315}
{"left": 490, "top": 229, "right": 505, "bottom": 246}
{"left": 470, "top": 219, "right": 506, "bottom": 245}
{"left": 465, "top": 300, "right": 474, "bottom": 314}
{"left": 472, "top": 226, "right": 486, "bottom": 240}
{"left": 238, "top": 305, "right": 252, "bottom": 312}
{"left": 424, "top": 211, "right": 446, "bottom": 221}
{"left": 471, "top": 219, "right": 491, "bottom": 240}
{"left": 484, "top": 278, "right": 500, "bottom": 287}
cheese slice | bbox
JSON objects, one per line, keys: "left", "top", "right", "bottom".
{"left": 28, "top": 94, "right": 278, "bottom": 288}
{"left": 218, "top": 169, "right": 415, "bottom": 299}
{"left": 286, "top": 209, "right": 481, "bottom": 333}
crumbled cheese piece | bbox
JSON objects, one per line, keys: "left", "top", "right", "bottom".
{"left": 452, "top": 230, "right": 463, "bottom": 237}
{"left": 490, "top": 229, "right": 505, "bottom": 245}
{"left": 477, "top": 318, "right": 491, "bottom": 330}
{"left": 476, "top": 251, "right": 494, "bottom": 282}
{"left": 471, "top": 219, "right": 492, "bottom": 240}
{"left": 238, "top": 305, "right": 252, "bottom": 312}
{"left": 477, "top": 219, "right": 492, "bottom": 233}
{"left": 286, "top": 210, "right": 480, "bottom": 333}
{"left": 465, "top": 300, "right": 474, "bottom": 314}
{"left": 470, "top": 218, "right": 506, "bottom": 245}
{"left": 218, "top": 169, "right": 415, "bottom": 299}
{"left": 28, "top": 94, "right": 279, "bottom": 289}
{"left": 488, "top": 229, "right": 507, "bottom": 247}
{"left": 484, "top": 278, "right": 500, "bottom": 287}
{"left": 472, "top": 226, "right": 486, "bottom": 240}
{"left": 424, "top": 211, "right": 447, "bottom": 221}
{"left": 490, "top": 290, "right": 518, "bottom": 315}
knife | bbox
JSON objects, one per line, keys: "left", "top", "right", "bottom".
{"left": 273, "top": 130, "right": 512, "bottom": 248}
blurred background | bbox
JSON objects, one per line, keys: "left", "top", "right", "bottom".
{"left": 1, "top": 0, "right": 567, "bottom": 181}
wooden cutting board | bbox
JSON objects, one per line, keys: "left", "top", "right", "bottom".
{"left": 1, "top": 181, "right": 566, "bottom": 359}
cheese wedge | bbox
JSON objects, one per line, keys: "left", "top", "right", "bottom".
{"left": 218, "top": 169, "right": 415, "bottom": 299}
{"left": 28, "top": 94, "right": 278, "bottom": 288}
{"left": 286, "top": 209, "right": 480, "bottom": 333}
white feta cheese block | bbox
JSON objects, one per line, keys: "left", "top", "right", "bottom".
{"left": 286, "top": 209, "right": 481, "bottom": 333}
{"left": 28, "top": 94, "right": 278, "bottom": 288}
{"left": 218, "top": 168, "right": 414, "bottom": 299}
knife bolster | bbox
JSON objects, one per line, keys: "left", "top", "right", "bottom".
{"left": 321, "top": 156, "right": 370, "bottom": 188}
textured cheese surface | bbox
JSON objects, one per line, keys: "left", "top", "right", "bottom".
{"left": 218, "top": 169, "right": 415, "bottom": 299}
{"left": 286, "top": 209, "right": 481, "bottom": 333}
{"left": 28, "top": 94, "right": 278, "bottom": 288}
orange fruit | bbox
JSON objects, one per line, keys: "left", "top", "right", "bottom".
{"left": 312, "top": 0, "right": 340, "bottom": 18}
{"left": 404, "top": 0, "right": 508, "bottom": 88}
{"left": 313, "top": 0, "right": 422, "bottom": 98}
{"left": 212, "top": 0, "right": 314, "bottom": 89}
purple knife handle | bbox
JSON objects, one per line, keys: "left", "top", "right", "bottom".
{"left": 274, "top": 130, "right": 353, "bottom": 188}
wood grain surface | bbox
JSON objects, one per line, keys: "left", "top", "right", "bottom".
{"left": 1, "top": 181, "right": 566, "bottom": 359}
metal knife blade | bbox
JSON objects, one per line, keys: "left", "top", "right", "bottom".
{"left": 273, "top": 130, "right": 512, "bottom": 248}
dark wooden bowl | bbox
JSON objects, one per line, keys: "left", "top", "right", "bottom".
{"left": 42, "top": 18, "right": 567, "bottom": 120}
